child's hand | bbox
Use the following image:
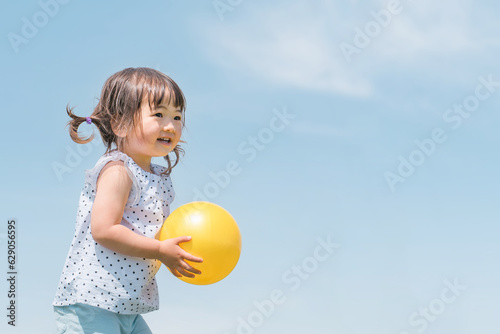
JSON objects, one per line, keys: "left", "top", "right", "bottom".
{"left": 158, "top": 236, "right": 203, "bottom": 278}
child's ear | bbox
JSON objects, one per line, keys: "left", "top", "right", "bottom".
{"left": 112, "top": 122, "right": 127, "bottom": 138}
{"left": 115, "top": 128, "right": 127, "bottom": 138}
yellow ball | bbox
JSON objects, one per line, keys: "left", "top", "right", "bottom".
{"left": 158, "top": 201, "right": 242, "bottom": 285}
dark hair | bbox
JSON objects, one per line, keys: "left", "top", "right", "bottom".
{"left": 66, "top": 67, "right": 186, "bottom": 175}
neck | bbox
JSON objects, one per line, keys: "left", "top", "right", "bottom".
{"left": 121, "top": 149, "right": 152, "bottom": 173}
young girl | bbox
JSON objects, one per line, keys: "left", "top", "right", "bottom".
{"left": 53, "top": 67, "right": 203, "bottom": 334}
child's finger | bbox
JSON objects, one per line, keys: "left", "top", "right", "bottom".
{"left": 181, "top": 261, "right": 201, "bottom": 275}
{"left": 181, "top": 250, "right": 203, "bottom": 263}
{"left": 170, "top": 268, "right": 182, "bottom": 277}
{"left": 177, "top": 266, "right": 196, "bottom": 278}
{"left": 172, "top": 235, "right": 192, "bottom": 244}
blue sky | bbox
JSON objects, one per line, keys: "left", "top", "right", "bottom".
{"left": 1, "top": 0, "right": 499, "bottom": 333}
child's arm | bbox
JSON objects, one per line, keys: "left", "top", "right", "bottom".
{"left": 90, "top": 161, "right": 203, "bottom": 278}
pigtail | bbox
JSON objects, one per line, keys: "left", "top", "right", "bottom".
{"left": 66, "top": 105, "right": 95, "bottom": 144}
{"left": 87, "top": 103, "right": 116, "bottom": 153}
{"left": 66, "top": 103, "right": 117, "bottom": 153}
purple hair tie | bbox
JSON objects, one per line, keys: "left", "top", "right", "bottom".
{"left": 85, "top": 117, "right": 92, "bottom": 124}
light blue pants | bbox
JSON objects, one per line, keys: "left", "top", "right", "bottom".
{"left": 54, "top": 303, "right": 152, "bottom": 334}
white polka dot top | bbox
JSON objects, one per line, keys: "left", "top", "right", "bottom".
{"left": 53, "top": 150, "right": 175, "bottom": 314}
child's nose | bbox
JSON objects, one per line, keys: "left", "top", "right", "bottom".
{"left": 163, "top": 122, "right": 175, "bottom": 132}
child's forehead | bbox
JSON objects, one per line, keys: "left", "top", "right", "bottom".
{"left": 153, "top": 99, "right": 182, "bottom": 111}
{"left": 141, "top": 96, "right": 181, "bottom": 113}
{"left": 144, "top": 87, "right": 183, "bottom": 109}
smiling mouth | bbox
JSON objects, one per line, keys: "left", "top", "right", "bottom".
{"left": 158, "top": 137, "right": 172, "bottom": 144}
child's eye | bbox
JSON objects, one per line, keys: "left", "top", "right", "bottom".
{"left": 154, "top": 113, "right": 163, "bottom": 118}
{"left": 174, "top": 116, "right": 182, "bottom": 121}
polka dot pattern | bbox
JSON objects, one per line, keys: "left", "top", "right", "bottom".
{"left": 53, "top": 150, "right": 175, "bottom": 314}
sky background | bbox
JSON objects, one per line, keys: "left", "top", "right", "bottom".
{"left": 1, "top": 0, "right": 499, "bottom": 333}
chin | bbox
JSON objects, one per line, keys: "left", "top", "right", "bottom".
{"left": 157, "top": 150, "right": 173, "bottom": 157}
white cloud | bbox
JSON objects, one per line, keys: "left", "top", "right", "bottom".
{"left": 200, "top": 1, "right": 372, "bottom": 97}
{"left": 368, "top": 0, "right": 488, "bottom": 62}
{"left": 198, "top": 0, "right": 499, "bottom": 97}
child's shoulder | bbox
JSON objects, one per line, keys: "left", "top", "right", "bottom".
{"left": 91, "top": 150, "right": 127, "bottom": 168}
{"left": 100, "top": 159, "right": 127, "bottom": 174}
{"left": 96, "top": 159, "right": 132, "bottom": 191}
{"left": 85, "top": 151, "right": 131, "bottom": 190}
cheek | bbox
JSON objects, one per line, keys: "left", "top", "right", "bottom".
{"left": 176, "top": 125, "right": 183, "bottom": 139}
{"left": 145, "top": 123, "right": 161, "bottom": 136}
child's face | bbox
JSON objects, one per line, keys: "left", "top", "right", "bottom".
{"left": 123, "top": 98, "right": 183, "bottom": 167}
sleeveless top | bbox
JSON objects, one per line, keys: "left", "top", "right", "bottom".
{"left": 53, "top": 150, "right": 175, "bottom": 314}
